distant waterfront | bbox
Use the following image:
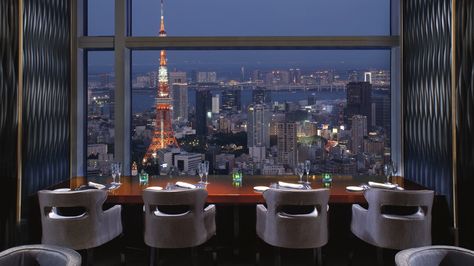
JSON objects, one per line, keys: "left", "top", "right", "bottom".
{"left": 132, "top": 88, "right": 347, "bottom": 113}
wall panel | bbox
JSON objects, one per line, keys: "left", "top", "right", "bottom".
{"left": 0, "top": 0, "right": 19, "bottom": 249}
{"left": 456, "top": 0, "right": 474, "bottom": 249}
{"left": 403, "top": 0, "right": 452, "bottom": 202}
{"left": 21, "top": 0, "right": 70, "bottom": 214}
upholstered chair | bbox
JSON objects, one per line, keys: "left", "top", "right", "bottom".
{"left": 395, "top": 245, "right": 474, "bottom": 266}
{"left": 38, "top": 189, "right": 123, "bottom": 264}
{"left": 256, "top": 188, "right": 330, "bottom": 266}
{"left": 0, "top": 244, "right": 81, "bottom": 266}
{"left": 142, "top": 188, "right": 216, "bottom": 265}
{"left": 350, "top": 188, "right": 434, "bottom": 265}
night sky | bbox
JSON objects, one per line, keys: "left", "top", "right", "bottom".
{"left": 88, "top": 0, "right": 392, "bottom": 72}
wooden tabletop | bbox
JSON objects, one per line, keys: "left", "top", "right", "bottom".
{"left": 67, "top": 175, "right": 426, "bottom": 205}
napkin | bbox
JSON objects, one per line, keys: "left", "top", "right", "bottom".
{"left": 368, "top": 181, "right": 398, "bottom": 189}
{"left": 88, "top": 181, "right": 106, "bottom": 190}
{"left": 175, "top": 181, "right": 196, "bottom": 189}
{"left": 278, "top": 181, "right": 304, "bottom": 189}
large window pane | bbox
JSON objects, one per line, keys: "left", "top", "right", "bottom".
{"left": 87, "top": 0, "right": 114, "bottom": 36}
{"left": 131, "top": 50, "right": 391, "bottom": 176}
{"left": 132, "top": 0, "right": 391, "bottom": 36}
{"left": 87, "top": 51, "right": 115, "bottom": 177}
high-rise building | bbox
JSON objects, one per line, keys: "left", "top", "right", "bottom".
{"left": 351, "top": 115, "right": 367, "bottom": 154}
{"left": 172, "top": 84, "right": 188, "bottom": 121}
{"left": 169, "top": 71, "right": 187, "bottom": 84}
{"left": 364, "top": 72, "right": 372, "bottom": 83}
{"left": 345, "top": 81, "right": 372, "bottom": 128}
{"left": 265, "top": 70, "right": 290, "bottom": 85}
{"left": 143, "top": 0, "right": 178, "bottom": 163}
{"left": 212, "top": 94, "right": 220, "bottom": 114}
{"left": 195, "top": 89, "right": 212, "bottom": 136}
{"left": 372, "top": 91, "right": 391, "bottom": 145}
{"left": 289, "top": 68, "right": 301, "bottom": 84}
{"left": 196, "top": 71, "right": 217, "bottom": 83}
{"left": 248, "top": 104, "right": 271, "bottom": 164}
{"left": 277, "top": 122, "right": 297, "bottom": 167}
{"left": 221, "top": 88, "right": 241, "bottom": 112}
{"left": 252, "top": 87, "right": 271, "bottom": 104}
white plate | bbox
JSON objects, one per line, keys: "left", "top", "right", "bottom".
{"left": 346, "top": 186, "right": 364, "bottom": 192}
{"left": 54, "top": 188, "right": 71, "bottom": 192}
{"left": 254, "top": 186, "right": 269, "bottom": 192}
{"left": 146, "top": 186, "right": 163, "bottom": 191}
{"left": 368, "top": 181, "right": 398, "bottom": 189}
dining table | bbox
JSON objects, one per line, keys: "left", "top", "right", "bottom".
{"left": 67, "top": 174, "right": 426, "bottom": 205}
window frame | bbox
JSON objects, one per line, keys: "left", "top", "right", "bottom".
{"left": 71, "top": 0, "right": 401, "bottom": 177}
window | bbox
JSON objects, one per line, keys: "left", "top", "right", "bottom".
{"left": 132, "top": 0, "right": 390, "bottom": 36}
{"left": 87, "top": 0, "right": 114, "bottom": 36}
{"left": 76, "top": 0, "right": 399, "bottom": 177}
{"left": 86, "top": 51, "right": 115, "bottom": 176}
{"left": 130, "top": 50, "right": 391, "bottom": 175}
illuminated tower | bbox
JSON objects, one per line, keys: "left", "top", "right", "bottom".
{"left": 143, "top": 0, "right": 178, "bottom": 163}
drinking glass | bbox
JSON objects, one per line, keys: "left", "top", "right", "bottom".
{"left": 384, "top": 161, "right": 393, "bottom": 183}
{"left": 110, "top": 162, "right": 118, "bottom": 185}
{"left": 296, "top": 163, "right": 305, "bottom": 183}
{"left": 197, "top": 163, "right": 204, "bottom": 183}
{"left": 116, "top": 162, "right": 122, "bottom": 184}
{"left": 304, "top": 160, "right": 311, "bottom": 184}
{"left": 203, "top": 160, "right": 210, "bottom": 184}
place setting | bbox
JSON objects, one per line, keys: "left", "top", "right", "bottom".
{"left": 346, "top": 161, "right": 404, "bottom": 192}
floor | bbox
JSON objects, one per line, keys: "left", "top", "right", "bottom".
{"left": 90, "top": 237, "right": 399, "bottom": 266}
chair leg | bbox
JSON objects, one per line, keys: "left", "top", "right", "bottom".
{"left": 149, "top": 247, "right": 158, "bottom": 266}
{"left": 274, "top": 247, "right": 281, "bottom": 266}
{"left": 191, "top": 246, "right": 198, "bottom": 266}
{"left": 313, "top": 247, "right": 322, "bottom": 266}
{"left": 86, "top": 248, "right": 94, "bottom": 266}
{"left": 118, "top": 233, "right": 126, "bottom": 265}
{"left": 376, "top": 247, "right": 384, "bottom": 266}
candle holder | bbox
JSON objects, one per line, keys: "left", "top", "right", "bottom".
{"left": 322, "top": 173, "right": 333, "bottom": 184}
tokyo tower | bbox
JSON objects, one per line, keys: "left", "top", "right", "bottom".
{"left": 143, "top": 0, "right": 178, "bottom": 164}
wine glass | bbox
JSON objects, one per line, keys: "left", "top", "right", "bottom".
{"left": 296, "top": 163, "right": 305, "bottom": 183}
{"left": 203, "top": 161, "right": 210, "bottom": 184}
{"left": 197, "top": 163, "right": 204, "bottom": 184}
{"left": 304, "top": 160, "right": 311, "bottom": 184}
{"left": 110, "top": 162, "right": 118, "bottom": 185}
{"left": 116, "top": 162, "right": 122, "bottom": 184}
{"left": 384, "top": 161, "right": 393, "bottom": 184}
{"left": 391, "top": 161, "right": 398, "bottom": 182}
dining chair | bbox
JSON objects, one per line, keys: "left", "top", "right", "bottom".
{"left": 38, "top": 189, "right": 123, "bottom": 265}
{"left": 256, "top": 188, "right": 330, "bottom": 266}
{"left": 142, "top": 188, "right": 216, "bottom": 266}
{"left": 0, "top": 244, "right": 81, "bottom": 266}
{"left": 350, "top": 188, "right": 434, "bottom": 265}
{"left": 395, "top": 245, "right": 474, "bottom": 266}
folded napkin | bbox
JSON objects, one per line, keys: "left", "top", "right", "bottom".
{"left": 88, "top": 181, "right": 106, "bottom": 190}
{"left": 368, "top": 181, "right": 398, "bottom": 189}
{"left": 278, "top": 181, "right": 304, "bottom": 189}
{"left": 175, "top": 181, "right": 196, "bottom": 189}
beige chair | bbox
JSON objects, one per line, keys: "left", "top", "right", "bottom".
{"left": 38, "top": 189, "right": 123, "bottom": 264}
{"left": 256, "top": 188, "right": 330, "bottom": 266}
{"left": 0, "top": 244, "right": 81, "bottom": 266}
{"left": 142, "top": 188, "right": 216, "bottom": 265}
{"left": 350, "top": 188, "right": 434, "bottom": 265}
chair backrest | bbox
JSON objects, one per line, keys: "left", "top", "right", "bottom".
{"left": 38, "top": 189, "right": 108, "bottom": 250}
{"left": 0, "top": 244, "right": 81, "bottom": 266}
{"left": 142, "top": 188, "right": 209, "bottom": 248}
{"left": 364, "top": 188, "right": 434, "bottom": 250}
{"left": 261, "top": 188, "right": 330, "bottom": 249}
